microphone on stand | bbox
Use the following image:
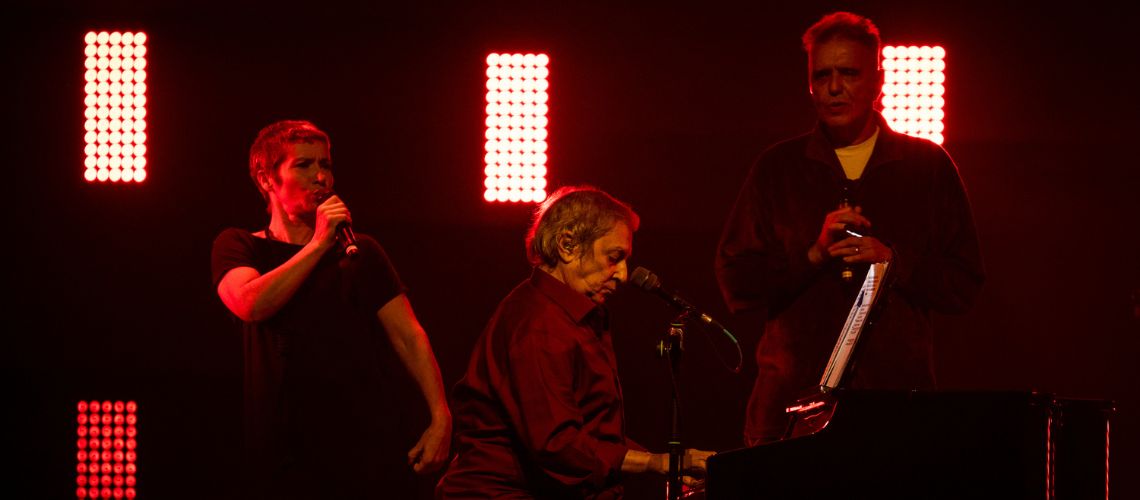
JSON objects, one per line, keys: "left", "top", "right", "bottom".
{"left": 630, "top": 267, "right": 732, "bottom": 337}
{"left": 629, "top": 266, "right": 742, "bottom": 373}
{"left": 316, "top": 190, "right": 359, "bottom": 257}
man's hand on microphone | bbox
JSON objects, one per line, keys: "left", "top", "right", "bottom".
{"left": 809, "top": 205, "right": 873, "bottom": 265}
{"left": 313, "top": 194, "right": 350, "bottom": 249}
{"left": 830, "top": 234, "right": 893, "bottom": 264}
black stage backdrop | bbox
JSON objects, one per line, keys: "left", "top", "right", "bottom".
{"left": 7, "top": 1, "right": 1137, "bottom": 498}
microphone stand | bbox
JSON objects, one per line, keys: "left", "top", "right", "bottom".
{"left": 656, "top": 311, "right": 687, "bottom": 500}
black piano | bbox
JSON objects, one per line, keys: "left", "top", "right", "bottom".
{"left": 705, "top": 389, "right": 1113, "bottom": 499}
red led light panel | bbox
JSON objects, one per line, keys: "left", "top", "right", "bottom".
{"left": 76, "top": 400, "right": 138, "bottom": 499}
{"left": 881, "top": 45, "right": 945, "bottom": 144}
{"left": 84, "top": 31, "right": 148, "bottom": 183}
{"left": 484, "top": 53, "right": 549, "bottom": 203}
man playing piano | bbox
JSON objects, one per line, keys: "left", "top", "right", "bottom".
{"left": 438, "top": 185, "right": 714, "bottom": 498}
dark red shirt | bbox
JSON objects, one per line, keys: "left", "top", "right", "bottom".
{"left": 437, "top": 268, "right": 634, "bottom": 499}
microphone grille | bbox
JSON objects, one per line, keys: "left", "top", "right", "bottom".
{"left": 630, "top": 266, "right": 659, "bottom": 291}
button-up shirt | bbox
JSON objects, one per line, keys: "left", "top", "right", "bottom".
{"left": 438, "top": 268, "right": 634, "bottom": 499}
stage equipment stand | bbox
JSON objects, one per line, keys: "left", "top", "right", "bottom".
{"left": 657, "top": 313, "right": 688, "bottom": 500}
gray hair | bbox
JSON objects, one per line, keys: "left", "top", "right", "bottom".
{"left": 526, "top": 185, "right": 640, "bottom": 268}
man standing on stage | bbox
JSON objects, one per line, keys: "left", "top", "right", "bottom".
{"left": 438, "top": 185, "right": 713, "bottom": 498}
{"left": 715, "top": 12, "right": 984, "bottom": 445}
{"left": 211, "top": 120, "right": 451, "bottom": 498}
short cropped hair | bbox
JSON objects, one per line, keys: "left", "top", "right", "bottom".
{"left": 802, "top": 11, "right": 882, "bottom": 67}
{"left": 526, "top": 185, "right": 640, "bottom": 268}
{"left": 248, "top": 120, "right": 331, "bottom": 202}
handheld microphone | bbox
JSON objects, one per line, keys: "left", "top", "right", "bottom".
{"left": 316, "top": 190, "right": 359, "bottom": 257}
{"left": 838, "top": 196, "right": 856, "bottom": 282}
{"left": 337, "top": 221, "right": 359, "bottom": 257}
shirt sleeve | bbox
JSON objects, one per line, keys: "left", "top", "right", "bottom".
{"left": 350, "top": 235, "right": 407, "bottom": 313}
{"left": 505, "top": 323, "right": 629, "bottom": 493}
{"left": 891, "top": 151, "right": 985, "bottom": 314}
{"left": 210, "top": 228, "right": 254, "bottom": 288}
{"left": 715, "top": 157, "right": 822, "bottom": 315}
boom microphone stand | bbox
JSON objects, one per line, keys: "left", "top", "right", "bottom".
{"left": 631, "top": 266, "right": 742, "bottom": 499}
{"left": 657, "top": 312, "right": 688, "bottom": 500}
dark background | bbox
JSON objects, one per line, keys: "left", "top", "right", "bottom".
{"left": 7, "top": 1, "right": 1137, "bottom": 498}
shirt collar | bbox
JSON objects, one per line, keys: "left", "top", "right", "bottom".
{"left": 530, "top": 267, "right": 605, "bottom": 327}
{"left": 806, "top": 112, "right": 906, "bottom": 171}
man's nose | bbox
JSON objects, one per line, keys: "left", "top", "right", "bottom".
{"left": 827, "top": 73, "right": 842, "bottom": 95}
{"left": 614, "top": 261, "right": 629, "bottom": 283}
{"left": 314, "top": 170, "right": 331, "bottom": 187}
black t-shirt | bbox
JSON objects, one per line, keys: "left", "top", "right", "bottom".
{"left": 211, "top": 228, "right": 406, "bottom": 498}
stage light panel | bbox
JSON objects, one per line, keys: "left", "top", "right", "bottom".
{"left": 76, "top": 400, "right": 138, "bottom": 499}
{"left": 881, "top": 45, "right": 945, "bottom": 144}
{"left": 485, "top": 53, "right": 549, "bottom": 203}
{"left": 85, "top": 31, "right": 148, "bottom": 183}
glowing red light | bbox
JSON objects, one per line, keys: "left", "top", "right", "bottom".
{"left": 881, "top": 45, "right": 945, "bottom": 144}
{"left": 485, "top": 52, "right": 549, "bottom": 203}
{"left": 77, "top": 399, "right": 137, "bottom": 499}
{"left": 84, "top": 31, "right": 147, "bottom": 183}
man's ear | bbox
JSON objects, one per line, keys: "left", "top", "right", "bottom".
{"left": 556, "top": 232, "right": 577, "bottom": 263}
{"left": 257, "top": 171, "right": 273, "bottom": 192}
